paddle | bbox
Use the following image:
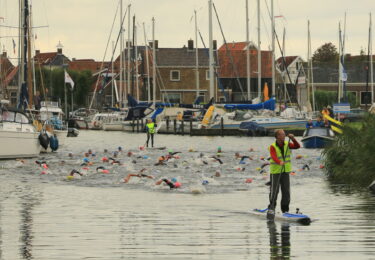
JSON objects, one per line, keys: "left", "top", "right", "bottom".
{"left": 267, "top": 137, "right": 291, "bottom": 221}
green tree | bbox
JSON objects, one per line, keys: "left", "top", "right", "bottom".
{"left": 312, "top": 42, "right": 339, "bottom": 63}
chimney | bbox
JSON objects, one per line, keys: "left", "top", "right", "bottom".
{"left": 126, "top": 41, "right": 132, "bottom": 48}
{"left": 2, "top": 51, "right": 6, "bottom": 58}
{"left": 149, "top": 40, "right": 158, "bottom": 49}
{"left": 188, "top": 39, "right": 194, "bottom": 50}
{"left": 35, "top": 50, "right": 40, "bottom": 56}
{"left": 56, "top": 41, "right": 63, "bottom": 55}
{"left": 213, "top": 40, "right": 217, "bottom": 50}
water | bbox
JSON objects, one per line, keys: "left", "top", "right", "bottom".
{"left": 0, "top": 131, "right": 374, "bottom": 259}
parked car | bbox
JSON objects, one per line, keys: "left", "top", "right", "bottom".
{"left": 338, "top": 108, "right": 366, "bottom": 123}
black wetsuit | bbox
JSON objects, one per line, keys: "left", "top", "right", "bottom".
{"left": 162, "top": 179, "right": 175, "bottom": 189}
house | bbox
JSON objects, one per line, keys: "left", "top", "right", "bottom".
{"left": 276, "top": 56, "right": 308, "bottom": 107}
{"left": 312, "top": 56, "right": 375, "bottom": 107}
{"left": 142, "top": 39, "right": 218, "bottom": 104}
{"left": 218, "top": 42, "right": 273, "bottom": 101}
{"left": 0, "top": 51, "right": 17, "bottom": 105}
{"left": 33, "top": 42, "right": 70, "bottom": 70}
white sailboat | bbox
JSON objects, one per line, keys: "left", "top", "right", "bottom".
{"left": 0, "top": 102, "right": 40, "bottom": 159}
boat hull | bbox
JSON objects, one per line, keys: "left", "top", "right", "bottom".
{"left": 0, "top": 130, "right": 40, "bottom": 159}
{"left": 301, "top": 136, "right": 334, "bottom": 149}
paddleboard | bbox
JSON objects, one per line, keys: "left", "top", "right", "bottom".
{"left": 146, "top": 146, "right": 167, "bottom": 150}
{"left": 250, "top": 208, "right": 312, "bottom": 225}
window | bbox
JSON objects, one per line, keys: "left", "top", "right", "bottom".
{"left": 360, "top": 91, "right": 372, "bottom": 105}
{"left": 206, "top": 70, "right": 210, "bottom": 80}
{"left": 170, "top": 70, "right": 180, "bottom": 81}
{"left": 163, "top": 93, "right": 181, "bottom": 103}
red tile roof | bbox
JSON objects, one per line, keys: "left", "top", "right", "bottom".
{"left": 34, "top": 52, "right": 58, "bottom": 65}
{"left": 68, "top": 59, "right": 110, "bottom": 73}
{"left": 4, "top": 66, "right": 18, "bottom": 86}
{"left": 218, "top": 43, "right": 272, "bottom": 78}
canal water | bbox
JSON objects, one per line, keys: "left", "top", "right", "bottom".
{"left": 0, "top": 131, "right": 374, "bottom": 259}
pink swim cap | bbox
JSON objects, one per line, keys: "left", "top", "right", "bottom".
{"left": 174, "top": 182, "right": 181, "bottom": 188}
{"left": 102, "top": 169, "right": 109, "bottom": 174}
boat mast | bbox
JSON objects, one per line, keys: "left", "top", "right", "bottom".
{"left": 152, "top": 17, "right": 156, "bottom": 105}
{"left": 246, "top": 0, "right": 251, "bottom": 100}
{"left": 143, "top": 22, "right": 151, "bottom": 103}
{"left": 370, "top": 13, "right": 373, "bottom": 104}
{"left": 257, "top": 0, "right": 261, "bottom": 98}
{"left": 119, "top": 0, "right": 123, "bottom": 106}
{"left": 126, "top": 4, "right": 131, "bottom": 103}
{"left": 208, "top": 0, "right": 214, "bottom": 101}
{"left": 27, "top": 2, "right": 33, "bottom": 108}
{"left": 111, "top": 40, "right": 114, "bottom": 106}
{"left": 195, "top": 10, "right": 200, "bottom": 100}
{"left": 135, "top": 25, "right": 139, "bottom": 101}
{"left": 271, "top": 0, "right": 275, "bottom": 98}
{"left": 338, "top": 22, "right": 342, "bottom": 102}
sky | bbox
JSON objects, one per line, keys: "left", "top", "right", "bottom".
{"left": 0, "top": 0, "right": 374, "bottom": 64}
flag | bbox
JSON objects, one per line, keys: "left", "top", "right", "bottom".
{"left": 12, "top": 39, "right": 16, "bottom": 54}
{"left": 339, "top": 57, "right": 347, "bottom": 82}
{"left": 64, "top": 70, "right": 75, "bottom": 90}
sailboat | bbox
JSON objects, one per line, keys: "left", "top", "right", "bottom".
{"left": 0, "top": 0, "right": 40, "bottom": 159}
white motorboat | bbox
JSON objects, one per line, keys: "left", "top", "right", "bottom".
{"left": 102, "top": 111, "right": 128, "bottom": 131}
{"left": 0, "top": 105, "right": 40, "bottom": 159}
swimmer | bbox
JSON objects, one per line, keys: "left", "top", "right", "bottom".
{"left": 96, "top": 166, "right": 109, "bottom": 174}
{"left": 301, "top": 164, "right": 310, "bottom": 171}
{"left": 155, "top": 178, "right": 181, "bottom": 189}
{"left": 68, "top": 169, "right": 83, "bottom": 177}
{"left": 35, "top": 160, "right": 48, "bottom": 169}
{"left": 154, "top": 156, "right": 167, "bottom": 166}
{"left": 211, "top": 171, "right": 221, "bottom": 177}
{"left": 127, "top": 151, "right": 133, "bottom": 157}
{"left": 109, "top": 157, "right": 121, "bottom": 165}
{"left": 123, "top": 169, "right": 154, "bottom": 183}
{"left": 210, "top": 156, "right": 223, "bottom": 164}
{"left": 68, "top": 152, "right": 73, "bottom": 158}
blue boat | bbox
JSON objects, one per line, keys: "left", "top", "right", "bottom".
{"left": 301, "top": 127, "right": 335, "bottom": 149}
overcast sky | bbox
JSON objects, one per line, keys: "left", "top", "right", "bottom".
{"left": 0, "top": 0, "right": 374, "bottom": 63}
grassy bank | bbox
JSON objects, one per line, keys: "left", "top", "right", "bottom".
{"left": 323, "top": 115, "right": 375, "bottom": 187}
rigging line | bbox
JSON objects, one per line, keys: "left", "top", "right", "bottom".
{"left": 263, "top": 0, "right": 295, "bottom": 107}
{"left": 212, "top": 2, "right": 246, "bottom": 101}
{"left": 89, "top": 0, "right": 123, "bottom": 109}
{"left": 198, "top": 29, "right": 227, "bottom": 102}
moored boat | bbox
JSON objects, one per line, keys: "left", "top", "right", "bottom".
{"left": 301, "top": 127, "right": 335, "bottom": 149}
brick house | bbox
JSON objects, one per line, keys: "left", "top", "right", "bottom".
{"left": 312, "top": 56, "right": 375, "bottom": 107}
{"left": 143, "top": 40, "right": 218, "bottom": 104}
{"left": 34, "top": 42, "right": 70, "bottom": 70}
{"left": 0, "top": 51, "right": 18, "bottom": 105}
{"left": 217, "top": 42, "right": 272, "bottom": 101}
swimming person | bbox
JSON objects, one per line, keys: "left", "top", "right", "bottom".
{"left": 268, "top": 129, "right": 300, "bottom": 216}
{"left": 155, "top": 178, "right": 181, "bottom": 189}
{"left": 123, "top": 169, "right": 154, "bottom": 183}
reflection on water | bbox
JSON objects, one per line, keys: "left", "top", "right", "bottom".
{"left": 0, "top": 131, "right": 374, "bottom": 259}
{"left": 268, "top": 222, "right": 290, "bottom": 260}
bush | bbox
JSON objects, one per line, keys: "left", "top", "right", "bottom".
{"left": 313, "top": 90, "right": 359, "bottom": 111}
{"left": 322, "top": 114, "right": 375, "bottom": 187}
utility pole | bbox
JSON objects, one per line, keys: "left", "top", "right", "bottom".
{"left": 152, "top": 17, "right": 156, "bottom": 104}
{"left": 195, "top": 10, "right": 200, "bottom": 100}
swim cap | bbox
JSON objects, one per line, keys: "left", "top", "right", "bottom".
{"left": 88, "top": 149, "right": 92, "bottom": 154}
{"left": 202, "top": 180, "right": 209, "bottom": 185}
{"left": 174, "top": 182, "right": 181, "bottom": 188}
{"left": 118, "top": 146, "right": 122, "bottom": 151}
{"left": 83, "top": 158, "right": 89, "bottom": 163}
{"left": 143, "top": 155, "right": 149, "bottom": 159}
{"left": 168, "top": 149, "right": 173, "bottom": 154}
{"left": 171, "top": 177, "right": 177, "bottom": 183}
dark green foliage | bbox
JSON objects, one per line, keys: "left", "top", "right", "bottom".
{"left": 34, "top": 68, "right": 93, "bottom": 110}
{"left": 323, "top": 114, "right": 375, "bottom": 187}
{"left": 312, "top": 43, "right": 339, "bottom": 63}
{"left": 313, "top": 90, "right": 359, "bottom": 111}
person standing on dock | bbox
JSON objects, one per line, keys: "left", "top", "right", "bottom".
{"left": 268, "top": 129, "right": 300, "bottom": 215}
{"left": 146, "top": 119, "right": 156, "bottom": 148}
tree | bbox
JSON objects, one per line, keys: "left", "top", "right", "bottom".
{"left": 312, "top": 42, "right": 339, "bottom": 63}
